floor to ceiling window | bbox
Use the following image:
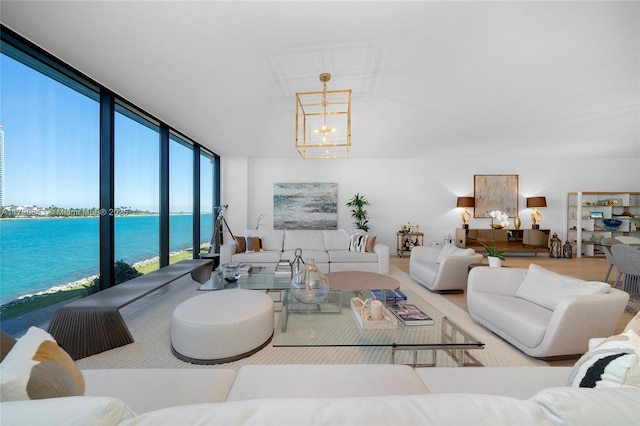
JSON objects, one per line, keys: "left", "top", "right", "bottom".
{"left": 0, "top": 42, "right": 100, "bottom": 333}
{"left": 0, "top": 27, "right": 220, "bottom": 336}
{"left": 169, "top": 134, "right": 194, "bottom": 262}
{"left": 199, "top": 150, "right": 216, "bottom": 255}
{"left": 114, "top": 104, "right": 161, "bottom": 275}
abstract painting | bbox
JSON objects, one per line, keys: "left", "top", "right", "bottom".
{"left": 274, "top": 182, "right": 338, "bottom": 230}
{"left": 474, "top": 175, "right": 519, "bottom": 218}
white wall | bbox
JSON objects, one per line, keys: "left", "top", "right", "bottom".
{"left": 222, "top": 157, "right": 640, "bottom": 249}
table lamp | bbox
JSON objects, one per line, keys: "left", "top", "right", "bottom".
{"left": 456, "top": 197, "right": 475, "bottom": 229}
{"left": 527, "top": 196, "right": 547, "bottom": 229}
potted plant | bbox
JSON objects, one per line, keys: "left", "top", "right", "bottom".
{"left": 481, "top": 210, "right": 510, "bottom": 267}
{"left": 346, "top": 193, "right": 370, "bottom": 232}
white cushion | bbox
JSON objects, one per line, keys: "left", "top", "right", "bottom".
{"left": 83, "top": 369, "right": 237, "bottom": 414}
{"left": 435, "top": 244, "right": 473, "bottom": 264}
{"left": 324, "top": 230, "right": 350, "bottom": 251}
{"left": 1, "top": 396, "right": 135, "bottom": 425}
{"left": 283, "top": 230, "right": 325, "bottom": 251}
{"left": 120, "top": 394, "right": 550, "bottom": 426}
{"left": 226, "top": 364, "right": 427, "bottom": 400}
{"left": 515, "top": 264, "right": 611, "bottom": 310}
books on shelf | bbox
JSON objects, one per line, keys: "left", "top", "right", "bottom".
{"left": 387, "top": 303, "right": 435, "bottom": 326}
{"left": 369, "top": 288, "right": 408, "bottom": 302}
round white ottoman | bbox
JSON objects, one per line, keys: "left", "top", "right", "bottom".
{"left": 171, "top": 289, "right": 274, "bottom": 364}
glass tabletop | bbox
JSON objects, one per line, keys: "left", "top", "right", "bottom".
{"left": 273, "top": 288, "right": 483, "bottom": 351}
{"left": 198, "top": 266, "right": 292, "bottom": 291}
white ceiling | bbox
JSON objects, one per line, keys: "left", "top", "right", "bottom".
{"left": 2, "top": 1, "right": 638, "bottom": 160}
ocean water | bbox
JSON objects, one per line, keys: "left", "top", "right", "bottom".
{"left": 0, "top": 214, "right": 213, "bottom": 305}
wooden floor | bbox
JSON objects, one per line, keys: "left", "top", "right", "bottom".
{"left": 390, "top": 253, "right": 634, "bottom": 366}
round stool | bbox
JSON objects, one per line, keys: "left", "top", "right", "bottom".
{"left": 171, "top": 289, "right": 274, "bottom": 364}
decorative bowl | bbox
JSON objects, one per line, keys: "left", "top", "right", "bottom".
{"left": 220, "top": 263, "right": 242, "bottom": 282}
{"left": 603, "top": 219, "right": 623, "bottom": 230}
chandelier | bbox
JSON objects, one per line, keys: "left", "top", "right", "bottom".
{"left": 295, "top": 73, "right": 351, "bottom": 159}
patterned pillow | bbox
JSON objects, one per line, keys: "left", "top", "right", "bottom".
{"left": 349, "top": 234, "right": 368, "bottom": 252}
{"left": 569, "top": 329, "right": 640, "bottom": 388}
{"left": 0, "top": 327, "right": 85, "bottom": 401}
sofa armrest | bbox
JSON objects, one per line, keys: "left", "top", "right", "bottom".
{"left": 467, "top": 267, "right": 527, "bottom": 296}
{"left": 532, "top": 289, "right": 630, "bottom": 357}
{"left": 431, "top": 254, "right": 483, "bottom": 290}
{"left": 374, "top": 243, "right": 390, "bottom": 274}
{"left": 220, "top": 241, "right": 237, "bottom": 266}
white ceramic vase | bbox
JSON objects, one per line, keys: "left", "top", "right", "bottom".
{"left": 488, "top": 256, "right": 503, "bottom": 267}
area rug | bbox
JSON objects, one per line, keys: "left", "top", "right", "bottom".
{"left": 76, "top": 267, "right": 546, "bottom": 370}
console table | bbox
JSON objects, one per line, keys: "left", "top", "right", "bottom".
{"left": 455, "top": 228, "right": 550, "bottom": 256}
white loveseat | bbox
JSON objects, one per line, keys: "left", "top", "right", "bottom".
{"left": 467, "top": 264, "right": 630, "bottom": 358}
{"left": 409, "top": 243, "right": 482, "bottom": 291}
{"left": 220, "top": 229, "right": 389, "bottom": 274}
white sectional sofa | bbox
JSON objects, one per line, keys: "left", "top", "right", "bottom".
{"left": 220, "top": 229, "right": 389, "bottom": 274}
{"left": 3, "top": 363, "right": 639, "bottom": 425}
{"left": 2, "top": 313, "right": 639, "bottom": 425}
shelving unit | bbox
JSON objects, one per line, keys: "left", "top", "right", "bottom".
{"left": 566, "top": 192, "right": 640, "bottom": 257}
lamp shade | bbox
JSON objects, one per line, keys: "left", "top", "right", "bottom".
{"left": 456, "top": 197, "right": 475, "bottom": 208}
{"left": 526, "top": 197, "right": 547, "bottom": 208}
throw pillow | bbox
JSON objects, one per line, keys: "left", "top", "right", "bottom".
{"left": 569, "top": 329, "right": 640, "bottom": 388}
{"left": 234, "top": 236, "right": 246, "bottom": 253}
{"left": 246, "top": 236, "right": 262, "bottom": 252}
{"left": 1, "top": 331, "right": 17, "bottom": 362}
{"left": 349, "top": 234, "right": 368, "bottom": 252}
{"left": 365, "top": 235, "right": 377, "bottom": 253}
{"left": 515, "top": 264, "right": 610, "bottom": 311}
{"left": 436, "top": 243, "right": 460, "bottom": 264}
{"left": 0, "top": 327, "right": 85, "bottom": 401}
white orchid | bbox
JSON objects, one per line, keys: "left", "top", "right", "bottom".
{"left": 490, "top": 210, "right": 510, "bottom": 228}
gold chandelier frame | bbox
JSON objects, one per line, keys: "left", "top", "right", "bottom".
{"left": 295, "top": 73, "right": 352, "bottom": 159}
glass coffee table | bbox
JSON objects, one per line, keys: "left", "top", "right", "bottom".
{"left": 273, "top": 288, "right": 484, "bottom": 367}
{"left": 198, "top": 265, "right": 291, "bottom": 309}
{"left": 198, "top": 265, "right": 291, "bottom": 291}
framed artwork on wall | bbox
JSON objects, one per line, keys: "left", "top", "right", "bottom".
{"left": 274, "top": 182, "right": 338, "bottom": 230}
{"left": 474, "top": 175, "right": 519, "bottom": 218}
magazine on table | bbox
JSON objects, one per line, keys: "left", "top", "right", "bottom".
{"left": 388, "top": 303, "right": 434, "bottom": 326}
{"left": 369, "top": 288, "right": 408, "bottom": 302}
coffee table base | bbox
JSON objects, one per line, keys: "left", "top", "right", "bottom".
{"left": 390, "top": 317, "right": 483, "bottom": 367}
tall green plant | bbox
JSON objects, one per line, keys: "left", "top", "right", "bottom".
{"left": 346, "top": 193, "right": 370, "bottom": 232}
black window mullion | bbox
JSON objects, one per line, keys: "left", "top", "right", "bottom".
{"left": 99, "top": 91, "right": 115, "bottom": 290}
{"left": 159, "top": 125, "right": 170, "bottom": 267}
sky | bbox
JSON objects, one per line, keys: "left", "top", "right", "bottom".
{"left": 0, "top": 51, "right": 209, "bottom": 212}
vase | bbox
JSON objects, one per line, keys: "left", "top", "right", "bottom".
{"left": 291, "top": 258, "right": 330, "bottom": 303}
{"left": 488, "top": 257, "right": 503, "bottom": 267}
{"left": 514, "top": 215, "right": 521, "bottom": 230}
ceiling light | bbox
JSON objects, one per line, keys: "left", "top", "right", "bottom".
{"left": 295, "top": 73, "right": 351, "bottom": 159}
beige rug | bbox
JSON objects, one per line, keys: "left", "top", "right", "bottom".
{"left": 76, "top": 266, "right": 546, "bottom": 370}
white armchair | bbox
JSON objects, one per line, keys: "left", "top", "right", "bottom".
{"left": 409, "top": 245, "right": 482, "bottom": 292}
{"left": 467, "top": 265, "right": 629, "bottom": 358}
